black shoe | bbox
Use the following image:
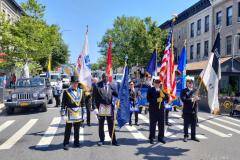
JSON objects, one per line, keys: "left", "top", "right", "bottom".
{"left": 97, "top": 141, "right": 104, "bottom": 146}
{"left": 183, "top": 137, "right": 188, "bottom": 142}
{"left": 149, "top": 139, "right": 154, "bottom": 144}
{"left": 129, "top": 123, "right": 132, "bottom": 126}
{"left": 87, "top": 123, "right": 91, "bottom": 126}
{"left": 196, "top": 123, "right": 199, "bottom": 127}
{"left": 112, "top": 141, "right": 120, "bottom": 146}
{"left": 63, "top": 144, "right": 69, "bottom": 150}
{"left": 158, "top": 138, "right": 166, "bottom": 144}
{"left": 191, "top": 137, "right": 200, "bottom": 142}
{"left": 135, "top": 123, "right": 139, "bottom": 126}
{"left": 74, "top": 143, "right": 80, "bottom": 147}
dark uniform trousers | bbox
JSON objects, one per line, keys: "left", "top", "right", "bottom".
{"left": 149, "top": 108, "right": 165, "bottom": 140}
{"left": 98, "top": 116, "right": 116, "bottom": 143}
{"left": 85, "top": 96, "right": 91, "bottom": 124}
{"left": 63, "top": 122, "right": 81, "bottom": 145}
{"left": 165, "top": 109, "right": 169, "bottom": 124}
{"left": 129, "top": 112, "right": 138, "bottom": 124}
{"left": 183, "top": 113, "right": 196, "bottom": 138}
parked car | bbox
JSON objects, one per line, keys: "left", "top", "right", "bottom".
{"left": 4, "top": 77, "right": 53, "bottom": 114}
{"left": 61, "top": 73, "right": 70, "bottom": 88}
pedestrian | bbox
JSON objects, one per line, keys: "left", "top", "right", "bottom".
{"left": 10, "top": 73, "right": 16, "bottom": 88}
{"left": 129, "top": 81, "right": 141, "bottom": 126}
{"left": 54, "top": 78, "right": 62, "bottom": 107}
{"left": 79, "top": 82, "right": 92, "bottom": 126}
{"left": 92, "top": 73, "right": 119, "bottom": 146}
{"left": 180, "top": 76, "right": 200, "bottom": 142}
{"left": 147, "top": 79, "right": 168, "bottom": 144}
{"left": 61, "top": 75, "right": 86, "bottom": 150}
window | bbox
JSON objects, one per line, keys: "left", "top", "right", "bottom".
{"left": 216, "top": 11, "right": 222, "bottom": 26}
{"left": 197, "top": 19, "right": 201, "bottom": 35}
{"left": 197, "top": 43, "right": 201, "bottom": 59}
{"left": 226, "top": 6, "right": 233, "bottom": 26}
{"left": 204, "top": 41, "right": 209, "bottom": 57}
{"left": 226, "top": 36, "right": 232, "bottom": 55}
{"left": 190, "top": 23, "right": 194, "bottom": 38}
{"left": 205, "top": 15, "right": 209, "bottom": 32}
{"left": 238, "top": 2, "right": 240, "bottom": 22}
{"left": 238, "top": 33, "right": 240, "bottom": 49}
{"left": 190, "top": 45, "right": 194, "bottom": 60}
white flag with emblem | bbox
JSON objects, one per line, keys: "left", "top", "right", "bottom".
{"left": 200, "top": 33, "right": 221, "bottom": 112}
{"left": 77, "top": 30, "right": 92, "bottom": 88}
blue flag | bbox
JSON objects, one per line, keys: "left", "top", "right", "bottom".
{"left": 146, "top": 49, "right": 157, "bottom": 76}
{"left": 176, "top": 46, "right": 187, "bottom": 96}
{"left": 117, "top": 65, "right": 130, "bottom": 128}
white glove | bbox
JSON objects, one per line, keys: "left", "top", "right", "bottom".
{"left": 92, "top": 108, "right": 99, "bottom": 115}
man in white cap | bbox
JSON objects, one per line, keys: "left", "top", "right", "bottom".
{"left": 180, "top": 76, "right": 200, "bottom": 142}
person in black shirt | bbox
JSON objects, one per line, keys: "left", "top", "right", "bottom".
{"left": 61, "top": 76, "right": 85, "bottom": 150}
{"left": 180, "top": 76, "right": 200, "bottom": 142}
{"left": 92, "top": 73, "right": 119, "bottom": 146}
{"left": 129, "top": 81, "right": 140, "bottom": 126}
{"left": 147, "top": 79, "right": 168, "bottom": 144}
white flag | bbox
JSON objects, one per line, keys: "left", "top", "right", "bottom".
{"left": 23, "top": 62, "right": 30, "bottom": 78}
{"left": 200, "top": 33, "right": 221, "bottom": 112}
{"left": 77, "top": 31, "right": 92, "bottom": 88}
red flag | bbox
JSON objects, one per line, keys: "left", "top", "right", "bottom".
{"left": 106, "top": 39, "right": 113, "bottom": 82}
{"left": 159, "top": 31, "right": 176, "bottom": 101}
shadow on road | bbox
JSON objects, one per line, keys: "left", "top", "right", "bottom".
{"left": 135, "top": 144, "right": 189, "bottom": 160}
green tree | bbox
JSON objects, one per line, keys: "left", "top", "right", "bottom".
{"left": 98, "top": 16, "right": 168, "bottom": 69}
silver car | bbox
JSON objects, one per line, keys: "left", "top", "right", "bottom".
{"left": 4, "top": 77, "right": 53, "bottom": 114}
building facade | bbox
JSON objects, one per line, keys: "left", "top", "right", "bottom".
{"left": 0, "top": 0, "right": 23, "bottom": 22}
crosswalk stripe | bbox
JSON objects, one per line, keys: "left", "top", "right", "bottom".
{"left": 104, "top": 123, "right": 111, "bottom": 141}
{"left": 0, "top": 120, "right": 15, "bottom": 133}
{"left": 198, "top": 116, "right": 240, "bottom": 134}
{"left": 209, "top": 116, "right": 240, "bottom": 128}
{"left": 36, "top": 117, "right": 61, "bottom": 148}
{"left": 224, "top": 116, "right": 240, "bottom": 123}
{"left": 0, "top": 119, "right": 38, "bottom": 150}
{"left": 138, "top": 114, "right": 177, "bottom": 138}
{"left": 125, "top": 125, "right": 147, "bottom": 140}
{"left": 168, "top": 119, "right": 207, "bottom": 139}
{"left": 171, "top": 114, "right": 231, "bottom": 138}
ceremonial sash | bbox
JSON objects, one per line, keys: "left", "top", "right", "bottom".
{"left": 65, "top": 88, "right": 83, "bottom": 123}
{"left": 66, "top": 107, "right": 82, "bottom": 123}
{"left": 98, "top": 104, "right": 112, "bottom": 116}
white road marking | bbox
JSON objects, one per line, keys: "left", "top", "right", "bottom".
{"left": 224, "top": 116, "right": 240, "bottom": 123}
{"left": 0, "top": 119, "right": 38, "bottom": 150}
{"left": 138, "top": 114, "right": 176, "bottom": 138}
{"left": 168, "top": 119, "right": 207, "bottom": 139}
{"left": 171, "top": 114, "right": 230, "bottom": 138}
{"left": 71, "top": 126, "right": 84, "bottom": 142}
{"left": 36, "top": 117, "right": 61, "bottom": 148}
{"left": 198, "top": 116, "right": 240, "bottom": 134}
{"left": 104, "top": 122, "right": 111, "bottom": 141}
{"left": 125, "top": 125, "right": 147, "bottom": 140}
{"left": 209, "top": 116, "right": 240, "bottom": 128}
{"left": 0, "top": 120, "right": 15, "bottom": 133}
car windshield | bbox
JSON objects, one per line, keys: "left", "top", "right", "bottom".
{"left": 51, "top": 75, "right": 59, "bottom": 81}
{"left": 61, "top": 75, "right": 68, "bottom": 79}
{"left": 16, "top": 78, "right": 45, "bottom": 87}
{"left": 115, "top": 75, "right": 123, "bottom": 80}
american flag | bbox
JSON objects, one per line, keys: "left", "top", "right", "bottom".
{"left": 159, "top": 30, "right": 176, "bottom": 101}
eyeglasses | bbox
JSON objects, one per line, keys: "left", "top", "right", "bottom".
{"left": 130, "top": 83, "right": 134, "bottom": 85}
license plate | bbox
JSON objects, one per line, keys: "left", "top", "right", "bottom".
{"left": 20, "top": 102, "right": 29, "bottom": 107}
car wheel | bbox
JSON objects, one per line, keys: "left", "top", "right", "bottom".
{"left": 6, "top": 107, "right": 14, "bottom": 115}
{"left": 48, "top": 98, "right": 53, "bottom": 104}
{"left": 41, "top": 103, "right": 47, "bottom": 112}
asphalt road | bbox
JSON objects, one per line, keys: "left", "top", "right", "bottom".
{"left": 0, "top": 102, "right": 240, "bottom": 160}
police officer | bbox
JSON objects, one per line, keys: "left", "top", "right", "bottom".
{"left": 92, "top": 73, "right": 119, "bottom": 146}
{"left": 61, "top": 75, "right": 86, "bottom": 150}
{"left": 147, "top": 79, "right": 168, "bottom": 144}
{"left": 180, "top": 76, "right": 200, "bottom": 142}
{"left": 129, "top": 81, "right": 140, "bottom": 126}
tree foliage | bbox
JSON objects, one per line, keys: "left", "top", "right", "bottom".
{"left": 0, "top": 0, "right": 69, "bottom": 74}
{"left": 98, "top": 16, "right": 168, "bottom": 69}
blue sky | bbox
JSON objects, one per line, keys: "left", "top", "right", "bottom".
{"left": 16, "top": 0, "right": 197, "bottom": 63}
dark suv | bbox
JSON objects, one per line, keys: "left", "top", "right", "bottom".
{"left": 4, "top": 77, "right": 53, "bottom": 114}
